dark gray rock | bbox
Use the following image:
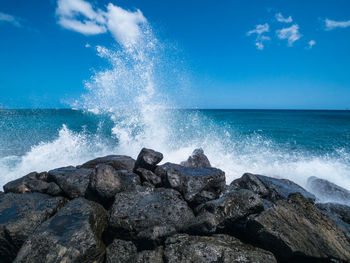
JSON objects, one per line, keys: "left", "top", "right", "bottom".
{"left": 47, "top": 166, "right": 93, "bottom": 199}
{"left": 316, "top": 202, "right": 350, "bottom": 243}
{"left": 232, "top": 173, "right": 316, "bottom": 203}
{"left": 180, "top": 148, "right": 211, "bottom": 168}
{"left": 182, "top": 212, "right": 218, "bottom": 235}
{"left": 245, "top": 193, "right": 350, "bottom": 262}
{"left": 107, "top": 187, "right": 194, "bottom": 241}
{"left": 80, "top": 155, "right": 135, "bottom": 171}
{"left": 118, "top": 170, "right": 141, "bottom": 191}
{"left": 87, "top": 164, "right": 122, "bottom": 207}
{"left": 135, "top": 247, "right": 163, "bottom": 263}
{"left": 106, "top": 239, "right": 137, "bottom": 263}
{"left": 155, "top": 163, "right": 226, "bottom": 206}
{"left": 195, "top": 189, "right": 264, "bottom": 231}
{"left": 14, "top": 198, "right": 107, "bottom": 263}
{"left": 3, "top": 172, "right": 62, "bottom": 196}
{"left": 0, "top": 193, "right": 66, "bottom": 263}
{"left": 135, "top": 168, "right": 162, "bottom": 186}
{"left": 134, "top": 148, "right": 163, "bottom": 172}
{"left": 137, "top": 225, "right": 177, "bottom": 249}
{"left": 307, "top": 176, "right": 350, "bottom": 205}
{"left": 164, "top": 234, "right": 277, "bottom": 263}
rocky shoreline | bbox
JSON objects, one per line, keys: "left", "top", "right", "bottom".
{"left": 1, "top": 148, "right": 350, "bottom": 262}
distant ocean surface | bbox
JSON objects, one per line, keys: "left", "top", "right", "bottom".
{"left": 1, "top": 109, "right": 350, "bottom": 191}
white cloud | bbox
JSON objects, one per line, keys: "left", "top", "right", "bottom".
{"left": 275, "top": 13, "right": 293, "bottom": 23}
{"left": 56, "top": 0, "right": 147, "bottom": 47}
{"left": 85, "top": 43, "right": 91, "bottom": 48}
{"left": 325, "top": 18, "right": 350, "bottom": 30}
{"left": 247, "top": 23, "right": 269, "bottom": 36}
{"left": 0, "top": 12, "right": 21, "bottom": 27}
{"left": 307, "top": 40, "right": 316, "bottom": 49}
{"left": 276, "top": 24, "right": 302, "bottom": 46}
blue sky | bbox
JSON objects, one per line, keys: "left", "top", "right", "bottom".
{"left": 0, "top": 0, "right": 350, "bottom": 109}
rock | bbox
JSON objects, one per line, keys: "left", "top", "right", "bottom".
{"left": 106, "top": 187, "right": 194, "bottom": 242}
{"left": 134, "top": 148, "right": 163, "bottom": 172}
{"left": 137, "top": 225, "right": 177, "bottom": 249}
{"left": 87, "top": 164, "right": 122, "bottom": 207}
{"left": 14, "top": 198, "right": 107, "bottom": 263}
{"left": 232, "top": 173, "right": 316, "bottom": 203}
{"left": 0, "top": 193, "right": 66, "bottom": 263}
{"left": 47, "top": 166, "right": 93, "bottom": 199}
{"left": 80, "top": 155, "right": 135, "bottom": 171}
{"left": 307, "top": 176, "right": 350, "bottom": 205}
{"left": 135, "top": 168, "right": 162, "bottom": 186}
{"left": 164, "top": 234, "right": 277, "bottom": 263}
{"left": 3, "top": 172, "right": 62, "bottom": 196}
{"left": 118, "top": 170, "right": 141, "bottom": 191}
{"left": 180, "top": 148, "right": 211, "bottom": 168}
{"left": 182, "top": 212, "right": 218, "bottom": 235}
{"left": 245, "top": 193, "right": 350, "bottom": 262}
{"left": 195, "top": 189, "right": 264, "bottom": 230}
{"left": 106, "top": 239, "right": 137, "bottom": 263}
{"left": 316, "top": 202, "right": 350, "bottom": 242}
{"left": 135, "top": 247, "right": 163, "bottom": 263}
{"left": 155, "top": 163, "right": 226, "bottom": 205}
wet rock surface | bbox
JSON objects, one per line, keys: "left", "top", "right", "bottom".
{"left": 1, "top": 148, "right": 350, "bottom": 263}
{"left": 14, "top": 198, "right": 107, "bottom": 263}
{"left": 307, "top": 176, "right": 350, "bottom": 205}
{"left": 0, "top": 193, "right": 66, "bottom": 263}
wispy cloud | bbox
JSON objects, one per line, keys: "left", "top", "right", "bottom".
{"left": 325, "top": 18, "right": 350, "bottom": 30}
{"left": 247, "top": 23, "right": 270, "bottom": 50}
{"left": 275, "top": 13, "right": 292, "bottom": 23}
{"left": 0, "top": 12, "right": 21, "bottom": 27}
{"left": 56, "top": 0, "right": 147, "bottom": 47}
{"left": 307, "top": 40, "right": 316, "bottom": 49}
{"left": 276, "top": 24, "right": 302, "bottom": 46}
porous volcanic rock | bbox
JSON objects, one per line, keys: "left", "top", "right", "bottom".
{"left": 134, "top": 148, "right": 163, "bottom": 172}
{"left": 80, "top": 155, "right": 135, "bottom": 172}
{"left": 180, "top": 148, "right": 211, "bottom": 168}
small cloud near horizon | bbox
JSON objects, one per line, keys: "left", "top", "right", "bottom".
{"left": 325, "top": 18, "right": 350, "bottom": 30}
{"left": 275, "top": 13, "right": 293, "bottom": 23}
{"left": 0, "top": 12, "right": 21, "bottom": 27}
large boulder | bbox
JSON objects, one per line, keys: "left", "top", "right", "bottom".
{"left": 3, "top": 172, "right": 62, "bottom": 196}
{"left": 232, "top": 173, "right": 315, "bottom": 203}
{"left": 135, "top": 168, "right": 162, "bottom": 187}
{"left": 316, "top": 202, "right": 350, "bottom": 243}
{"left": 307, "top": 176, "right": 350, "bottom": 205}
{"left": 164, "top": 234, "right": 277, "bottom": 263}
{"left": 0, "top": 193, "right": 66, "bottom": 263}
{"left": 155, "top": 163, "right": 226, "bottom": 206}
{"left": 180, "top": 148, "right": 211, "bottom": 168}
{"left": 134, "top": 148, "right": 163, "bottom": 172}
{"left": 14, "top": 198, "right": 107, "bottom": 263}
{"left": 47, "top": 166, "right": 93, "bottom": 199}
{"left": 193, "top": 189, "right": 263, "bottom": 233}
{"left": 80, "top": 155, "right": 135, "bottom": 172}
{"left": 106, "top": 186, "right": 194, "bottom": 242}
{"left": 245, "top": 193, "right": 350, "bottom": 262}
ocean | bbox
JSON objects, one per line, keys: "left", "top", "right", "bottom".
{"left": 1, "top": 109, "right": 350, "bottom": 191}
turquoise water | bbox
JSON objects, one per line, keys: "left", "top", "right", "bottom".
{"left": 1, "top": 109, "right": 350, "bottom": 191}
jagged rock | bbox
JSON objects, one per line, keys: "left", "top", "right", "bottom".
{"left": 80, "top": 155, "right": 135, "bottom": 172}
{"left": 87, "top": 164, "right": 122, "bottom": 207}
{"left": 135, "top": 247, "right": 163, "bottom": 263}
{"left": 316, "top": 202, "right": 350, "bottom": 242}
{"left": 245, "top": 193, "right": 350, "bottom": 262}
{"left": 137, "top": 225, "right": 177, "bottom": 249}
{"left": 106, "top": 186, "right": 194, "bottom": 242}
{"left": 307, "top": 176, "right": 350, "bottom": 205}
{"left": 164, "top": 234, "right": 277, "bottom": 263}
{"left": 155, "top": 163, "right": 225, "bottom": 205}
{"left": 118, "top": 170, "right": 141, "bottom": 191}
{"left": 135, "top": 168, "right": 162, "bottom": 186}
{"left": 47, "top": 166, "right": 93, "bottom": 199}
{"left": 0, "top": 193, "right": 66, "bottom": 263}
{"left": 195, "top": 189, "right": 264, "bottom": 231}
{"left": 180, "top": 148, "right": 211, "bottom": 168}
{"left": 134, "top": 148, "right": 163, "bottom": 172}
{"left": 14, "top": 198, "right": 107, "bottom": 263}
{"left": 3, "top": 172, "right": 62, "bottom": 196}
{"left": 106, "top": 239, "right": 137, "bottom": 263}
{"left": 182, "top": 212, "right": 219, "bottom": 235}
{"left": 232, "top": 173, "right": 316, "bottom": 202}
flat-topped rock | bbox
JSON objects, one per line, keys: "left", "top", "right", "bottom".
{"left": 164, "top": 234, "right": 277, "bottom": 263}
{"left": 232, "top": 173, "right": 316, "bottom": 202}
{"left": 245, "top": 193, "right": 350, "bottom": 262}
{"left": 0, "top": 193, "right": 67, "bottom": 263}
{"left": 14, "top": 198, "right": 107, "bottom": 263}
{"left": 80, "top": 155, "right": 135, "bottom": 172}
{"left": 155, "top": 163, "right": 226, "bottom": 205}
{"left": 307, "top": 176, "right": 350, "bottom": 205}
